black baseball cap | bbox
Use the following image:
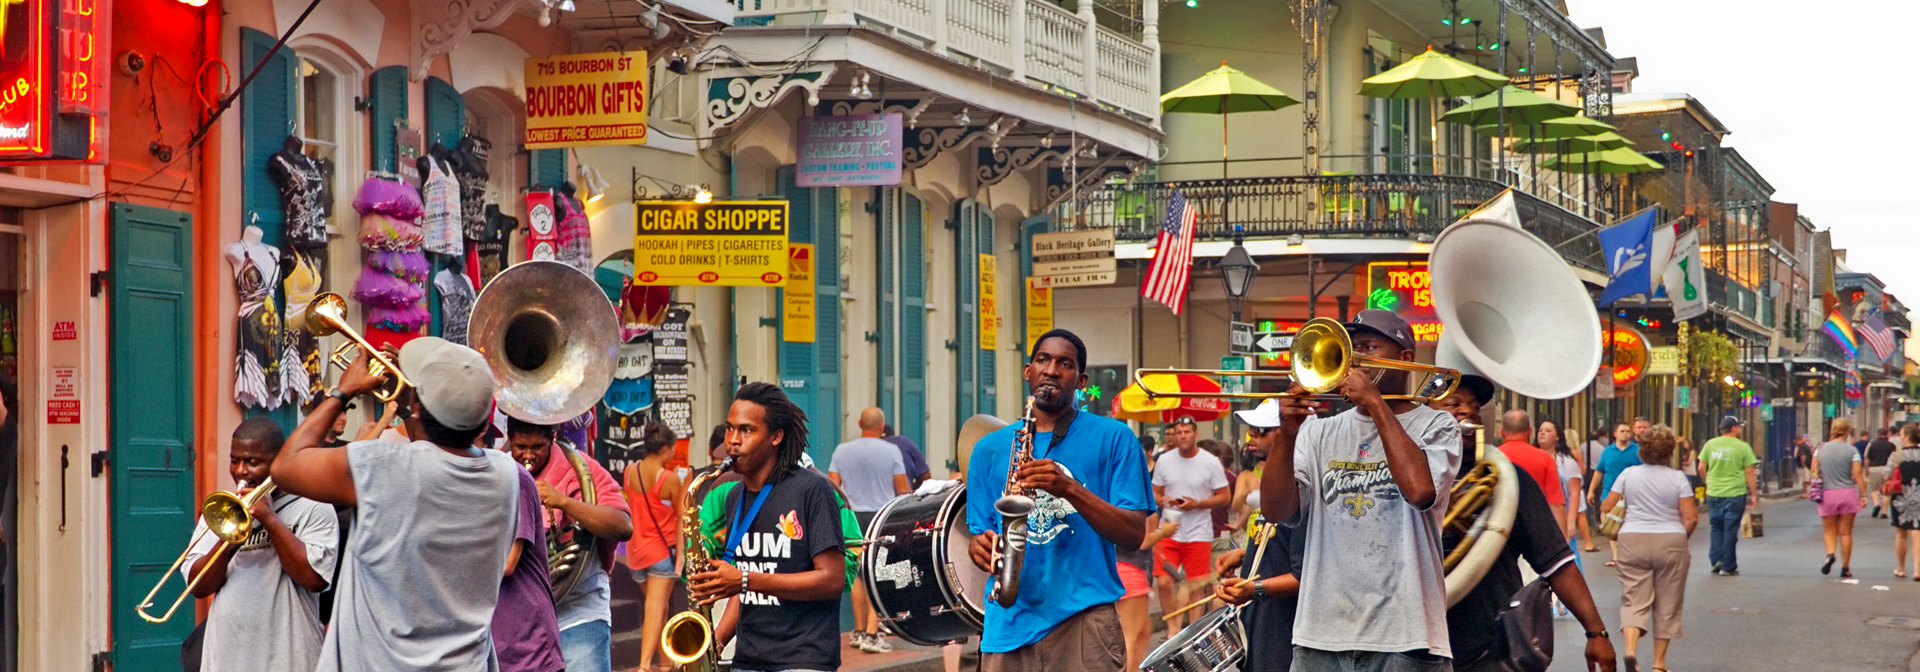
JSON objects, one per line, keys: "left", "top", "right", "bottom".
{"left": 1345, "top": 309, "right": 1416, "bottom": 352}
{"left": 1458, "top": 374, "right": 1496, "bottom": 406}
{"left": 1720, "top": 416, "right": 1744, "bottom": 432}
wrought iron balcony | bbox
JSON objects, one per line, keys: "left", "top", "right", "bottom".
{"left": 1070, "top": 173, "right": 1607, "bottom": 273}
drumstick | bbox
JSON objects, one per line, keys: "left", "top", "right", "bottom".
{"left": 1162, "top": 523, "right": 1276, "bottom": 622}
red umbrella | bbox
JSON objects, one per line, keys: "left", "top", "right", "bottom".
{"left": 1113, "top": 373, "right": 1232, "bottom": 423}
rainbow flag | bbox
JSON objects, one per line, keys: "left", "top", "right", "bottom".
{"left": 1823, "top": 310, "right": 1858, "bottom": 359}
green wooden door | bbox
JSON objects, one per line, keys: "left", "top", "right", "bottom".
{"left": 109, "top": 203, "right": 196, "bottom": 672}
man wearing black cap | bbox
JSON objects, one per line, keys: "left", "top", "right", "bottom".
{"left": 1262, "top": 309, "right": 1462, "bottom": 671}
{"left": 1700, "top": 415, "right": 1758, "bottom": 576}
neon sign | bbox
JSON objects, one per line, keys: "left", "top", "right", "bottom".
{"left": 1602, "top": 326, "right": 1650, "bottom": 387}
{"left": 0, "top": 0, "right": 105, "bottom": 161}
{"left": 1363, "top": 261, "right": 1441, "bottom": 342}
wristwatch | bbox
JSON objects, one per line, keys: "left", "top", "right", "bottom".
{"left": 327, "top": 387, "right": 354, "bottom": 406}
{"left": 1585, "top": 630, "right": 1610, "bottom": 639}
{"left": 1251, "top": 580, "right": 1268, "bottom": 601}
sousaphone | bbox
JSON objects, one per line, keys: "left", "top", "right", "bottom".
{"left": 469, "top": 260, "right": 622, "bottom": 600}
{"left": 1428, "top": 201, "right": 1603, "bottom": 606}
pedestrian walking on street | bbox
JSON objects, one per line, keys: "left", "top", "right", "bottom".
{"left": 1544, "top": 420, "right": 1592, "bottom": 548}
{"left": 1866, "top": 428, "right": 1897, "bottom": 519}
{"left": 1602, "top": 424, "right": 1697, "bottom": 672}
{"left": 1890, "top": 424, "right": 1920, "bottom": 579}
{"left": 1591, "top": 423, "right": 1643, "bottom": 567}
{"left": 1700, "top": 416, "right": 1759, "bottom": 576}
{"left": 1814, "top": 418, "right": 1868, "bottom": 578}
{"left": 828, "top": 407, "right": 911, "bottom": 653}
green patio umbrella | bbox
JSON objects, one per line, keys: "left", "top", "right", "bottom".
{"left": 1361, "top": 48, "right": 1508, "bottom": 174}
{"left": 1442, "top": 85, "right": 1578, "bottom": 129}
{"left": 1162, "top": 61, "right": 1300, "bottom": 178}
{"left": 1509, "top": 131, "right": 1632, "bottom": 154}
{"left": 1543, "top": 147, "right": 1664, "bottom": 173}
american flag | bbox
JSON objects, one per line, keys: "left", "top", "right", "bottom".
{"left": 1861, "top": 309, "right": 1897, "bottom": 363}
{"left": 1141, "top": 189, "right": 1198, "bottom": 314}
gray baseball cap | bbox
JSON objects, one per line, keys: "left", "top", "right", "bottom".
{"left": 398, "top": 337, "right": 497, "bottom": 431}
{"left": 1345, "top": 309, "right": 1416, "bottom": 352}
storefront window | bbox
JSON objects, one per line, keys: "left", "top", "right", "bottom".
{"left": 296, "top": 57, "right": 342, "bottom": 235}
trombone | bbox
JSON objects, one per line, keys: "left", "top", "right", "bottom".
{"left": 305, "top": 293, "right": 414, "bottom": 403}
{"left": 135, "top": 480, "right": 277, "bottom": 623}
{"left": 1137, "top": 318, "right": 1460, "bottom": 404}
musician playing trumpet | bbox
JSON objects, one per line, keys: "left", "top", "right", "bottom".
{"left": 965, "top": 329, "right": 1154, "bottom": 671}
{"left": 1260, "top": 310, "right": 1463, "bottom": 672}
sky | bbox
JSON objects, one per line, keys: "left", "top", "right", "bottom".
{"left": 1565, "top": 0, "right": 1920, "bottom": 303}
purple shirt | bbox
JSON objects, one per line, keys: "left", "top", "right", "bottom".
{"left": 492, "top": 468, "right": 565, "bottom": 672}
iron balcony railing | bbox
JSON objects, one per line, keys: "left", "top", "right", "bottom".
{"left": 1071, "top": 173, "right": 1607, "bottom": 273}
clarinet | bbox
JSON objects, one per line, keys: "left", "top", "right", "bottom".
{"left": 989, "top": 396, "right": 1039, "bottom": 608}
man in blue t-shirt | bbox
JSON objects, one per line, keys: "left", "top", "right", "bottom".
{"left": 966, "top": 329, "right": 1153, "bottom": 671}
{"left": 1588, "top": 422, "right": 1642, "bottom": 566}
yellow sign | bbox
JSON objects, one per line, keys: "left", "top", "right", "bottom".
{"left": 1648, "top": 346, "right": 1681, "bottom": 375}
{"left": 784, "top": 244, "right": 816, "bottom": 342}
{"left": 633, "top": 201, "right": 790, "bottom": 286}
{"left": 524, "top": 51, "right": 649, "bottom": 148}
{"left": 980, "top": 254, "right": 998, "bottom": 351}
{"left": 1025, "top": 278, "right": 1052, "bottom": 348}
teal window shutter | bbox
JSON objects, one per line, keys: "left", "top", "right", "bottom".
{"left": 900, "top": 192, "right": 927, "bottom": 449}
{"left": 240, "top": 27, "right": 296, "bottom": 247}
{"left": 530, "top": 149, "right": 567, "bottom": 189}
{"left": 877, "top": 187, "right": 897, "bottom": 432}
{"left": 954, "top": 199, "right": 978, "bottom": 423}
{"left": 974, "top": 205, "right": 996, "bottom": 416}
{"left": 813, "top": 186, "right": 842, "bottom": 456}
{"left": 424, "top": 77, "right": 465, "bottom": 150}
{"left": 776, "top": 167, "right": 823, "bottom": 463}
{"left": 368, "top": 66, "right": 408, "bottom": 173}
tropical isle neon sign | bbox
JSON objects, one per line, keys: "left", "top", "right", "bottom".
{"left": 0, "top": 0, "right": 105, "bottom": 161}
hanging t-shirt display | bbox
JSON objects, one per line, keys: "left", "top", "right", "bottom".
{"left": 476, "top": 204, "right": 515, "bottom": 287}
{"left": 227, "top": 225, "right": 286, "bottom": 409}
{"left": 454, "top": 135, "right": 492, "bottom": 240}
{"left": 419, "top": 156, "right": 464, "bottom": 257}
{"left": 281, "top": 249, "right": 324, "bottom": 407}
{"left": 433, "top": 265, "right": 476, "bottom": 346}
{"left": 269, "top": 138, "right": 329, "bottom": 250}
{"left": 555, "top": 190, "right": 594, "bottom": 275}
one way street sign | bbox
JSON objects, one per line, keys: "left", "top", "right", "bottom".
{"left": 1252, "top": 331, "right": 1293, "bottom": 354}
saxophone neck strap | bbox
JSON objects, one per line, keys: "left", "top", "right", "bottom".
{"left": 1037, "top": 406, "right": 1077, "bottom": 460}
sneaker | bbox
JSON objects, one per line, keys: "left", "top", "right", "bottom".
{"left": 1711, "top": 562, "right": 1723, "bottom": 574}
{"left": 850, "top": 632, "right": 875, "bottom": 653}
{"left": 1723, "top": 569, "right": 1740, "bottom": 576}
{"left": 1874, "top": 505, "right": 1883, "bottom": 519}
{"left": 867, "top": 633, "right": 894, "bottom": 653}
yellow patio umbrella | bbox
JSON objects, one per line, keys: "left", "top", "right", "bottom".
{"left": 1361, "top": 48, "right": 1508, "bottom": 174}
{"left": 1112, "top": 373, "right": 1232, "bottom": 424}
{"left": 1161, "top": 61, "right": 1300, "bottom": 178}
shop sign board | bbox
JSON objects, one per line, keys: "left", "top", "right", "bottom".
{"left": 783, "top": 244, "right": 816, "bottom": 342}
{"left": 1025, "top": 278, "right": 1052, "bottom": 347}
{"left": 1595, "top": 366, "right": 1615, "bottom": 400}
{"left": 1602, "top": 326, "right": 1651, "bottom": 387}
{"left": 525, "top": 191, "right": 560, "bottom": 261}
{"left": 1675, "top": 385, "right": 1690, "bottom": 410}
{"left": 633, "top": 201, "right": 790, "bottom": 286}
{"left": 979, "top": 254, "right": 998, "bottom": 350}
{"left": 1647, "top": 346, "right": 1681, "bottom": 375}
{"left": 49, "top": 365, "right": 76, "bottom": 423}
{"left": 654, "top": 307, "right": 690, "bottom": 362}
{"left": 524, "top": 51, "right": 649, "bottom": 148}
{"left": 0, "top": 0, "right": 106, "bottom": 162}
{"left": 796, "top": 113, "right": 901, "bottom": 186}
{"left": 1761, "top": 405, "right": 1773, "bottom": 421}
{"left": 1363, "top": 262, "right": 1442, "bottom": 342}
{"left": 1031, "top": 229, "right": 1115, "bottom": 288}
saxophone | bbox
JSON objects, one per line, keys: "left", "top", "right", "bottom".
{"left": 988, "top": 397, "right": 1038, "bottom": 608}
{"left": 661, "top": 457, "right": 735, "bottom": 672}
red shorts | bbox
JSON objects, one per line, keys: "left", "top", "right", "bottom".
{"left": 1116, "top": 563, "right": 1150, "bottom": 599}
{"left": 1153, "top": 539, "right": 1213, "bottom": 579}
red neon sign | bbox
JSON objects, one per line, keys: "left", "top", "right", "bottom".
{"left": 1602, "top": 326, "right": 1650, "bottom": 387}
{"left": 0, "top": 0, "right": 105, "bottom": 161}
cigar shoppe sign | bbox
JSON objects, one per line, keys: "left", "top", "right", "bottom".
{"left": 0, "top": 0, "right": 106, "bottom": 161}
{"left": 633, "top": 201, "right": 790, "bottom": 287}
{"left": 524, "top": 51, "right": 648, "bottom": 149}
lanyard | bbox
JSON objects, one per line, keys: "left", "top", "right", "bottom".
{"left": 723, "top": 483, "right": 774, "bottom": 563}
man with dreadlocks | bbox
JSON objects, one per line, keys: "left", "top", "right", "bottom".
{"left": 688, "top": 382, "right": 851, "bottom": 672}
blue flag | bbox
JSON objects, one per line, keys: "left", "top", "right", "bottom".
{"left": 1596, "top": 208, "right": 1658, "bottom": 306}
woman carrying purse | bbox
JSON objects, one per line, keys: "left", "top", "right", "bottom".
{"left": 1600, "top": 425, "right": 1697, "bottom": 672}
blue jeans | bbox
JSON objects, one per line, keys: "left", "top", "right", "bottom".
{"left": 1293, "top": 647, "right": 1453, "bottom": 672}
{"left": 558, "top": 621, "right": 612, "bottom": 672}
{"left": 1707, "top": 495, "right": 1748, "bottom": 571}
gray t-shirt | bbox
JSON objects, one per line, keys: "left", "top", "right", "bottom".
{"left": 829, "top": 437, "right": 907, "bottom": 512}
{"left": 1817, "top": 439, "right": 1862, "bottom": 490}
{"left": 185, "top": 494, "right": 339, "bottom": 672}
{"left": 555, "top": 561, "right": 610, "bottom": 631}
{"left": 1288, "top": 405, "right": 1461, "bottom": 657}
{"left": 316, "top": 441, "right": 520, "bottom": 672}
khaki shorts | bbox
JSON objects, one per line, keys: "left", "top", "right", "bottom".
{"left": 979, "top": 603, "right": 1124, "bottom": 672}
{"left": 1870, "top": 466, "right": 1892, "bottom": 495}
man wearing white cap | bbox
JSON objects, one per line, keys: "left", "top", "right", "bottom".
{"left": 1214, "top": 398, "right": 1307, "bottom": 672}
{"left": 276, "top": 338, "right": 525, "bottom": 672}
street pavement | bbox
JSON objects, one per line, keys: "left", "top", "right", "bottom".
{"left": 1552, "top": 495, "right": 1920, "bottom": 672}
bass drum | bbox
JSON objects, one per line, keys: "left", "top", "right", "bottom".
{"left": 859, "top": 485, "right": 988, "bottom": 646}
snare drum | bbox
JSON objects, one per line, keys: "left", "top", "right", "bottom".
{"left": 859, "top": 485, "right": 988, "bottom": 646}
{"left": 1140, "top": 605, "right": 1247, "bottom": 672}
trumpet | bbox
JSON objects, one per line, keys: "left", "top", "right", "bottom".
{"left": 135, "top": 479, "right": 277, "bottom": 623}
{"left": 304, "top": 293, "right": 414, "bottom": 403}
{"left": 1136, "top": 318, "right": 1460, "bottom": 404}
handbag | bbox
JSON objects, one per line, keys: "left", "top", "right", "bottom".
{"left": 1598, "top": 501, "right": 1626, "bottom": 539}
{"left": 1808, "top": 476, "right": 1824, "bottom": 503}
{"left": 1493, "top": 575, "right": 1556, "bottom": 672}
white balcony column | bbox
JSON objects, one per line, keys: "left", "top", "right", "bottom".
{"left": 1009, "top": 0, "right": 1027, "bottom": 81}
{"left": 1143, "top": 0, "right": 1159, "bottom": 124}
{"left": 1078, "top": 0, "right": 1097, "bottom": 95}
{"left": 826, "top": 0, "right": 855, "bottom": 25}
{"left": 930, "top": 0, "right": 948, "bottom": 52}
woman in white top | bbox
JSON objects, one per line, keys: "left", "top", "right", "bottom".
{"left": 1540, "top": 420, "right": 1588, "bottom": 545}
{"left": 1602, "top": 424, "right": 1698, "bottom": 672}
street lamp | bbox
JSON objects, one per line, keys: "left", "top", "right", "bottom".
{"left": 1218, "top": 226, "right": 1258, "bottom": 322}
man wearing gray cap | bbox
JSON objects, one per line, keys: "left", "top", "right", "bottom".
{"left": 1260, "top": 309, "right": 1463, "bottom": 672}
{"left": 275, "top": 338, "right": 525, "bottom": 672}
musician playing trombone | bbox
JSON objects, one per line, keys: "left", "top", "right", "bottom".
{"left": 1259, "top": 310, "right": 1462, "bottom": 672}
{"left": 184, "top": 417, "right": 338, "bottom": 672}
{"left": 964, "top": 329, "right": 1154, "bottom": 671}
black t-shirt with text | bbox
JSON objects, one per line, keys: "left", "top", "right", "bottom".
{"left": 1241, "top": 516, "right": 1306, "bottom": 672}
{"left": 706, "top": 469, "right": 847, "bottom": 671}
{"left": 1445, "top": 469, "right": 1574, "bottom": 666}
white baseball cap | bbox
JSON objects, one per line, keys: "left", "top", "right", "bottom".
{"left": 1235, "top": 398, "right": 1283, "bottom": 429}
{"left": 398, "top": 337, "right": 498, "bottom": 431}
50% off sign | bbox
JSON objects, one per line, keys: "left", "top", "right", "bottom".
{"left": 634, "top": 201, "right": 791, "bottom": 286}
